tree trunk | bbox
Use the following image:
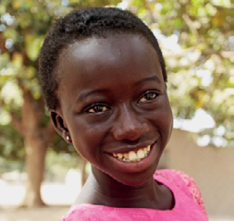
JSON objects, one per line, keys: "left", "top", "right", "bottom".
{"left": 11, "top": 90, "right": 55, "bottom": 208}
{"left": 21, "top": 131, "right": 47, "bottom": 207}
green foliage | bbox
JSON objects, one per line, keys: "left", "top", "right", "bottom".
{"left": 0, "top": 123, "right": 24, "bottom": 160}
{"left": 128, "top": 0, "right": 233, "bottom": 146}
{"left": 45, "top": 148, "right": 79, "bottom": 181}
{"left": 0, "top": 0, "right": 232, "bottom": 170}
{"left": 0, "top": 0, "right": 123, "bottom": 165}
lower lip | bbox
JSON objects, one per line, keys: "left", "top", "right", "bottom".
{"left": 106, "top": 142, "right": 158, "bottom": 173}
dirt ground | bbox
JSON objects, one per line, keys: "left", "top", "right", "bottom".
{"left": 0, "top": 206, "right": 69, "bottom": 221}
{"left": 0, "top": 179, "right": 79, "bottom": 221}
{"left": 0, "top": 180, "right": 231, "bottom": 221}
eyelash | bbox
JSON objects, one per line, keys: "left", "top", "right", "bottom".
{"left": 84, "top": 103, "right": 110, "bottom": 113}
{"left": 138, "top": 90, "right": 159, "bottom": 103}
{"left": 84, "top": 90, "right": 159, "bottom": 114}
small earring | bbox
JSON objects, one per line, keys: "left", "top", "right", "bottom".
{"left": 66, "top": 135, "right": 71, "bottom": 142}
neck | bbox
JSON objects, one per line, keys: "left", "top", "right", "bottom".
{"left": 76, "top": 166, "right": 170, "bottom": 209}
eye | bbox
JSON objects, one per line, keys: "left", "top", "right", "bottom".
{"left": 84, "top": 104, "right": 110, "bottom": 113}
{"left": 138, "top": 91, "right": 159, "bottom": 103}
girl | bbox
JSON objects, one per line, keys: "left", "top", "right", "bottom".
{"left": 39, "top": 7, "right": 208, "bottom": 221}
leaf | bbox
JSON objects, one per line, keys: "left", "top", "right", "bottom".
{"left": 12, "top": 52, "right": 23, "bottom": 69}
{"left": 0, "top": 5, "right": 6, "bottom": 14}
{"left": 25, "top": 35, "right": 44, "bottom": 61}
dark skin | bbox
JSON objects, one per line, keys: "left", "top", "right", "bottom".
{"left": 51, "top": 34, "right": 174, "bottom": 210}
{"left": 75, "top": 168, "right": 175, "bottom": 209}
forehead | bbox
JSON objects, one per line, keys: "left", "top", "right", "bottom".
{"left": 57, "top": 34, "right": 163, "bottom": 89}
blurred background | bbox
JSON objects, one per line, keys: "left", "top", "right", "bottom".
{"left": 0, "top": 0, "right": 233, "bottom": 220}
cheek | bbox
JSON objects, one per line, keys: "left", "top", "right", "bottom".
{"left": 160, "top": 96, "right": 173, "bottom": 126}
{"left": 150, "top": 99, "right": 173, "bottom": 124}
{"left": 160, "top": 105, "right": 173, "bottom": 144}
{"left": 148, "top": 100, "right": 173, "bottom": 138}
{"left": 70, "top": 120, "right": 109, "bottom": 155}
{"left": 161, "top": 106, "right": 173, "bottom": 133}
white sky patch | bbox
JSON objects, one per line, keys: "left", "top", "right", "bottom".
{"left": 196, "top": 69, "right": 213, "bottom": 87}
{"left": 5, "top": 39, "right": 14, "bottom": 49}
{"left": 152, "top": 29, "right": 163, "bottom": 41}
{"left": 153, "top": 29, "right": 181, "bottom": 53}
{"left": 196, "top": 134, "right": 227, "bottom": 147}
{"left": 186, "top": 50, "right": 201, "bottom": 62}
{"left": 211, "top": 0, "right": 231, "bottom": 7}
{"left": 0, "top": 109, "right": 11, "bottom": 125}
{"left": 0, "top": 24, "right": 6, "bottom": 32}
{"left": 150, "top": 17, "right": 227, "bottom": 147}
{"left": 62, "top": 0, "right": 69, "bottom": 6}
{"left": 211, "top": 136, "right": 228, "bottom": 147}
{"left": 155, "top": 3, "right": 163, "bottom": 11}
{"left": 213, "top": 125, "right": 226, "bottom": 136}
{"left": 197, "top": 135, "right": 211, "bottom": 146}
{"left": 227, "top": 36, "right": 234, "bottom": 51}
{"left": 173, "top": 109, "right": 229, "bottom": 147}
{"left": 0, "top": 68, "right": 7, "bottom": 76}
{"left": 173, "top": 108, "right": 215, "bottom": 133}
{"left": 1, "top": 82, "right": 23, "bottom": 106}
{"left": 1, "top": 13, "right": 15, "bottom": 26}
{"left": 117, "top": 0, "right": 128, "bottom": 9}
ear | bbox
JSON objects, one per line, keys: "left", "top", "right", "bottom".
{"left": 50, "top": 110, "right": 72, "bottom": 143}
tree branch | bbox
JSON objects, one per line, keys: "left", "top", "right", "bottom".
{"left": 10, "top": 111, "right": 24, "bottom": 136}
{"left": 182, "top": 14, "right": 199, "bottom": 39}
{"left": 44, "top": 120, "right": 56, "bottom": 144}
{"left": 0, "top": 33, "right": 8, "bottom": 54}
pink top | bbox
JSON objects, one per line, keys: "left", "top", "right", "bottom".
{"left": 62, "top": 169, "right": 208, "bottom": 221}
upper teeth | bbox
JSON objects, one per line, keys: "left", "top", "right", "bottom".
{"left": 112, "top": 145, "right": 151, "bottom": 162}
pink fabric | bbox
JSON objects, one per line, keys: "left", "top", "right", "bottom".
{"left": 173, "top": 170, "right": 207, "bottom": 214}
{"left": 62, "top": 169, "right": 208, "bottom": 221}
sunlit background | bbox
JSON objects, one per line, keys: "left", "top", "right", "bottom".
{"left": 0, "top": 0, "right": 233, "bottom": 220}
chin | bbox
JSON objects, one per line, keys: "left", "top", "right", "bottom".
{"left": 110, "top": 167, "right": 157, "bottom": 187}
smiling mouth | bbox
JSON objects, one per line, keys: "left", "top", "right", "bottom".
{"left": 112, "top": 145, "right": 151, "bottom": 162}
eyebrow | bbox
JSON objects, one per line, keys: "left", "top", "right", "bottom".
{"left": 134, "top": 75, "right": 162, "bottom": 86}
{"left": 77, "top": 75, "right": 161, "bottom": 102}
{"left": 77, "top": 89, "right": 109, "bottom": 102}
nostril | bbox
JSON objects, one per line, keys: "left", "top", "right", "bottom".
{"left": 113, "top": 130, "right": 139, "bottom": 141}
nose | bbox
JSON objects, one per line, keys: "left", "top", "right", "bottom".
{"left": 111, "top": 105, "right": 149, "bottom": 141}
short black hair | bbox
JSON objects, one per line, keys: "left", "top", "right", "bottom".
{"left": 39, "top": 7, "right": 167, "bottom": 110}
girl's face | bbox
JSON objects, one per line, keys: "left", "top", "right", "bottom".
{"left": 53, "top": 34, "right": 173, "bottom": 186}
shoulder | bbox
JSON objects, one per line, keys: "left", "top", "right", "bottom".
{"left": 61, "top": 204, "right": 97, "bottom": 221}
{"left": 155, "top": 169, "right": 207, "bottom": 215}
{"left": 61, "top": 204, "right": 122, "bottom": 221}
